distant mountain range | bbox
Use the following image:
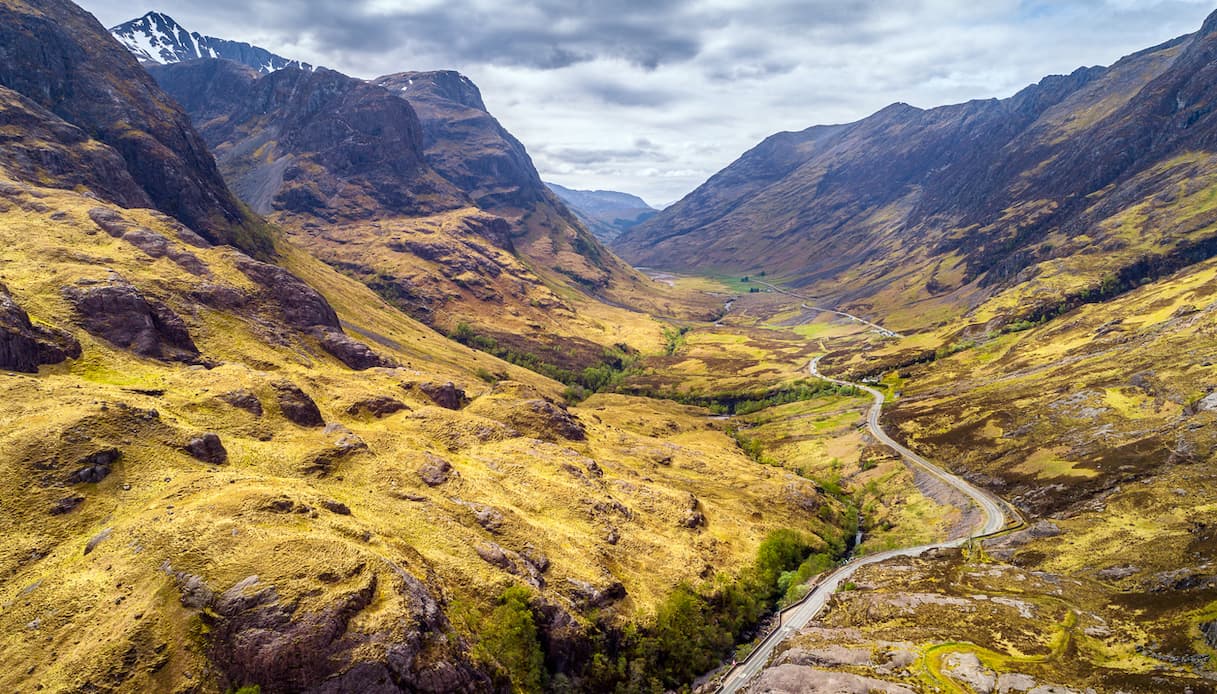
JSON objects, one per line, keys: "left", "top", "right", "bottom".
{"left": 547, "top": 183, "right": 657, "bottom": 242}
{"left": 110, "top": 11, "right": 313, "bottom": 72}
{"left": 616, "top": 13, "right": 1217, "bottom": 331}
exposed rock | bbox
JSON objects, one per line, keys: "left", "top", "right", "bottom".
{"left": 750, "top": 663, "right": 916, "bottom": 694}
{"left": 566, "top": 578, "right": 626, "bottom": 610}
{"left": 234, "top": 255, "right": 340, "bottom": 330}
{"left": 475, "top": 542, "right": 516, "bottom": 572}
{"left": 454, "top": 499, "right": 504, "bottom": 532}
{"left": 1095, "top": 565, "right": 1139, "bottom": 581}
{"left": 346, "top": 396, "right": 409, "bottom": 418}
{"left": 315, "top": 327, "right": 391, "bottom": 370}
{"left": 205, "top": 570, "right": 486, "bottom": 693}
{"left": 0, "top": 283, "right": 81, "bottom": 372}
{"left": 184, "top": 433, "right": 227, "bottom": 464}
{"left": 219, "top": 389, "right": 263, "bottom": 416}
{"left": 1193, "top": 392, "right": 1217, "bottom": 413}
{"left": 174, "top": 573, "right": 215, "bottom": 609}
{"left": 417, "top": 453, "right": 455, "bottom": 487}
{"left": 64, "top": 279, "right": 199, "bottom": 360}
{"left": 83, "top": 527, "right": 113, "bottom": 555}
{"left": 67, "top": 448, "right": 121, "bottom": 484}
{"left": 322, "top": 500, "right": 351, "bottom": 515}
{"left": 1202, "top": 621, "right": 1217, "bottom": 649}
{"left": 415, "top": 381, "right": 467, "bottom": 410}
{"left": 681, "top": 493, "right": 706, "bottom": 529}
{"left": 88, "top": 207, "right": 133, "bottom": 237}
{"left": 274, "top": 381, "right": 323, "bottom": 427}
{"left": 301, "top": 434, "right": 367, "bottom": 476}
{"left": 49, "top": 496, "right": 84, "bottom": 515}
{"left": 780, "top": 645, "right": 875, "bottom": 668}
{"left": 944, "top": 651, "right": 997, "bottom": 693}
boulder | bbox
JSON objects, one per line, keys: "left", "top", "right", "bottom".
{"left": 416, "top": 381, "right": 467, "bottom": 410}
{"left": 322, "top": 499, "right": 351, "bottom": 515}
{"left": 315, "top": 327, "right": 391, "bottom": 370}
{"left": 219, "top": 389, "right": 263, "bottom": 416}
{"left": 417, "top": 453, "right": 455, "bottom": 487}
{"left": 566, "top": 578, "right": 627, "bottom": 610}
{"left": 67, "top": 448, "right": 120, "bottom": 484}
{"left": 274, "top": 381, "right": 323, "bottom": 427}
{"left": 346, "top": 396, "right": 409, "bottom": 418}
{"left": 184, "top": 433, "right": 227, "bottom": 464}
{"left": 49, "top": 495, "right": 84, "bottom": 515}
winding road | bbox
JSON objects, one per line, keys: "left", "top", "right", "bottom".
{"left": 715, "top": 357, "right": 1010, "bottom": 692}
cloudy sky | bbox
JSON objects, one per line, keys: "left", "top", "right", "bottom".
{"left": 80, "top": 0, "right": 1214, "bottom": 206}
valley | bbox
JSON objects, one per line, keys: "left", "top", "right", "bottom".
{"left": 0, "top": 1, "right": 1215, "bottom": 692}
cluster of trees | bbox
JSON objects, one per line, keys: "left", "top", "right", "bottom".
{"left": 459, "top": 529, "right": 849, "bottom": 692}
{"left": 449, "top": 322, "right": 639, "bottom": 401}
{"left": 621, "top": 379, "right": 858, "bottom": 415}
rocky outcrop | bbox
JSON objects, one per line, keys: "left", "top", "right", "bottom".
{"left": 220, "top": 389, "right": 264, "bottom": 416}
{"left": 184, "top": 433, "right": 227, "bottom": 464}
{"left": 0, "top": 283, "right": 80, "bottom": 372}
{"left": 274, "top": 381, "right": 324, "bottom": 427}
{"left": 315, "top": 328, "right": 392, "bottom": 371}
{"left": 751, "top": 663, "right": 915, "bottom": 694}
{"left": 415, "top": 382, "right": 467, "bottom": 410}
{"left": 565, "top": 578, "right": 626, "bottom": 611}
{"left": 67, "top": 448, "right": 121, "bottom": 484}
{"left": 64, "top": 279, "right": 198, "bottom": 361}
{"left": 346, "top": 396, "right": 409, "bottom": 418}
{"left": 417, "top": 453, "right": 455, "bottom": 487}
{"left": 202, "top": 570, "right": 488, "bottom": 693}
{"left": 235, "top": 256, "right": 341, "bottom": 331}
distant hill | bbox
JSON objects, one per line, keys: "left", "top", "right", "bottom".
{"left": 616, "top": 12, "right": 1217, "bottom": 332}
{"left": 547, "top": 182, "right": 657, "bottom": 242}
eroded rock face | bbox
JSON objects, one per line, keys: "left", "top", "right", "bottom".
{"left": 566, "top": 578, "right": 626, "bottom": 610}
{"left": 203, "top": 570, "right": 488, "bottom": 693}
{"left": 274, "top": 381, "right": 323, "bottom": 427}
{"left": 64, "top": 279, "right": 198, "bottom": 360}
{"left": 235, "top": 255, "right": 340, "bottom": 331}
{"left": 751, "top": 664, "right": 916, "bottom": 694}
{"left": 0, "top": 283, "right": 80, "bottom": 372}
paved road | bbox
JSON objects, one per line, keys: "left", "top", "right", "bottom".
{"left": 750, "top": 280, "right": 903, "bottom": 337}
{"left": 716, "top": 357, "right": 1008, "bottom": 693}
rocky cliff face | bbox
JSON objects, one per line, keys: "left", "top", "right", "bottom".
{"left": 617, "top": 14, "right": 1217, "bottom": 330}
{"left": 150, "top": 60, "right": 465, "bottom": 223}
{"left": 0, "top": 0, "right": 272, "bottom": 255}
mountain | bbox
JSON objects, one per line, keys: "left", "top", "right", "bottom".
{"left": 110, "top": 11, "right": 313, "bottom": 72}
{"left": 617, "top": 17, "right": 1217, "bottom": 334}
{"left": 147, "top": 52, "right": 703, "bottom": 384}
{"left": 547, "top": 182, "right": 657, "bottom": 242}
{"left": 0, "top": 0, "right": 273, "bottom": 255}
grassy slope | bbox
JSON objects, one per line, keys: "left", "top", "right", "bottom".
{"left": 0, "top": 179, "right": 858, "bottom": 691}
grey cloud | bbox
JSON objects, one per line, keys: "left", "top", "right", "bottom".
{"left": 78, "top": 0, "right": 1217, "bottom": 205}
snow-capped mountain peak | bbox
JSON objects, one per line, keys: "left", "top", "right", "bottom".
{"left": 109, "top": 11, "right": 314, "bottom": 74}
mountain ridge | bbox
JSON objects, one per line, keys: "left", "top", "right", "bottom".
{"left": 110, "top": 11, "right": 313, "bottom": 73}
